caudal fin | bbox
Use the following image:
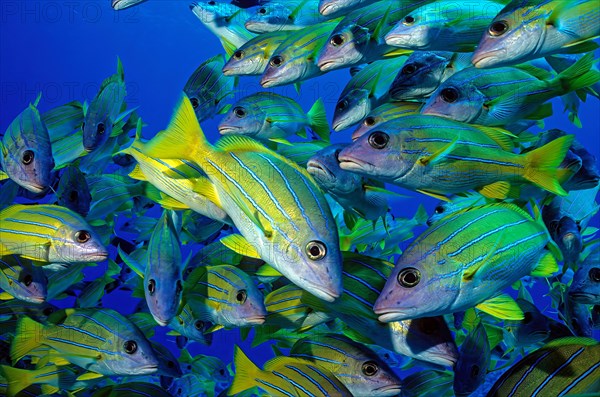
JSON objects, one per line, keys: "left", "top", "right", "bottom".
{"left": 10, "top": 317, "right": 45, "bottom": 364}
{"left": 552, "top": 53, "right": 600, "bottom": 95}
{"left": 523, "top": 135, "right": 574, "bottom": 196}
{"left": 228, "top": 346, "right": 260, "bottom": 395}
{"left": 307, "top": 98, "right": 330, "bottom": 142}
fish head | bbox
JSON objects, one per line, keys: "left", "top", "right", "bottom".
{"left": 50, "top": 221, "right": 108, "bottom": 263}
{"left": 190, "top": 1, "right": 240, "bottom": 25}
{"left": 1, "top": 106, "right": 54, "bottom": 193}
{"left": 351, "top": 112, "right": 383, "bottom": 141}
{"left": 453, "top": 322, "right": 490, "bottom": 396}
{"left": 421, "top": 81, "right": 484, "bottom": 123}
{"left": 5, "top": 257, "right": 48, "bottom": 303}
{"left": 82, "top": 112, "right": 112, "bottom": 153}
{"left": 338, "top": 128, "right": 412, "bottom": 182}
{"left": 319, "top": 0, "right": 347, "bottom": 16}
{"left": 343, "top": 349, "right": 403, "bottom": 396}
{"left": 83, "top": 82, "right": 124, "bottom": 152}
{"left": 218, "top": 98, "right": 265, "bottom": 137}
{"left": 245, "top": 3, "right": 294, "bottom": 33}
{"left": 385, "top": 12, "right": 441, "bottom": 49}
{"left": 261, "top": 50, "right": 304, "bottom": 87}
{"left": 317, "top": 25, "right": 369, "bottom": 71}
{"left": 152, "top": 342, "right": 184, "bottom": 378}
{"left": 223, "top": 46, "right": 264, "bottom": 76}
{"left": 145, "top": 274, "right": 183, "bottom": 327}
{"left": 170, "top": 310, "right": 214, "bottom": 346}
{"left": 389, "top": 51, "right": 453, "bottom": 100}
{"left": 569, "top": 247, "right": 600, "bottom": 305}
{"left": 504, "top": 299, "right": 550, "bottom": 347}
{"left": 307, "top": 144, "right": 362, "bottom": 195}
{"left": 556, "top": 216, "right": 583, "bottom": 265}
{"left": 57, "top": 167, "right": 92, "bottom": 217}
{"left": 333, "top": 89, "right": 372, "bottom": 131}
{"left": 471, "top": 5, "right": 546, "bottom": 68}
{"left": 391, "top": 317, "right": 459, "bottom": 367}
{"left": 217, "top": 266, "right": 267, "bottom": 326}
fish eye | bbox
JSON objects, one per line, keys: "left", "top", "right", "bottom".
{"left": 97, "top": 123, "right": 105, "bottom": 135}
{"left": 233, "top": 50, "right": 244, "bottom": 60}
{"left": 397, "top": 267, "right": 421, "bottom": 288}
{"left": 440, "top": 87, "right": 459, "bottom": 103}
{"left": 330, "top": 34, "right": 345, "bottom": 47}
{"left": 176, "top": 280, "right": 183, "bottom": 295}
{"left": 75, "top": 230, "right": 91, "bottom": 243}
{"left": 336, "top": 100, "right": 348, "bottom": 111}
{"left": 434, "top": 206, "right": 444, "bottom": 214}
{"left": 148, "top": 279, "right": 156, "bottom": 295}
{"left": 190, "top": 97, "right": 200, "bottom": 109}
{"left": 236, "top": 289, "right": 247, "bottom": 303}
{"left": 368, "top": 131, "right": 389, "bottom": 149}
{"left": 489, "top": 20, "right": 508, "bottom": 36}
{"left": 364, "top": 116, "right": 376, "bottom": 126}
{"left": 577, "top": 223, "right": 582, "bottom": 231}
{"left": 234, "top": 107, "right": 247, "bottom": 118}
{"left": 417, "top": 317, "right": 438, "bottom": 334}
{"left": 361, "top": 361, "right": 379, "bottom": 376}
{"left": 123, "top": 340, "right": 138, "bottom": 354}
{"left": 589, "top": 268, "right": 600, "bottom": 282}
{"left": 167, "top": 360, "right": 175, "bottom": 368}
{"left": 334, "top": 149, "right": 342, "bottom": 160}
{"left": 22, "top": 150, "right": 35, "bottom": 165}
{"left": 270, "top": 56, "right": 284, "bottom": 67}
{"left": 258, "top": 7, "right": 266, "bottom": 14}
{"left": 23, "top": 274, "right": 33, "bottom": 287}
{"left": 401, "top": 63, "right": 418, "bottom": 75}
{"left": 219, "top": 368, "right": 225, "bottom": 376}
{"left": 81, "top": 122, "right": 85, "bottom": 130}
{"left": 69, "top": 190, "right": 79, "bottom": 202}
{"left": 43, "top": 307, "right": 54, "bottom": 316}
{"left": 471, "top": 365, "right": 480, "bottom": 378}
{"left": 306, "top": 241, "right": 327, "bottom": 261}
{"left": 208, "top": 1, "right": 216, "bottom": 5}
{"left": 194, "top": 320, "right": 205, "bottom": 330}
{"left": 523, "top": 311, "right": 533, "bottom": 324}
{"left": 403, "top": 15, "right": 415, "bottom": 25}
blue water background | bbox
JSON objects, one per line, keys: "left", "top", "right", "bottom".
{"left": 1, "top": 0, "right": 599, "bottom": 388}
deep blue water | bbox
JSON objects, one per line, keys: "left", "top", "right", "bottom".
{"left": 1, "top": 0, "right": 599, "bottom": 395}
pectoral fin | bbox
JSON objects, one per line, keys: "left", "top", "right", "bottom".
{"left": 220, "top": 234, "right": 261, "bottom": 259}
{"left": 476, "top": 294, "right": 524, "bottom": 320}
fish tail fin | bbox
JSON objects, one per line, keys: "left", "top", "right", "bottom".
{"left": 552, "top": 53, "right": 600, "bottom": 95}
{"left": 523, "top": 135, "right": 574, "bottom": 196}
{"left": 143, "top": 94, "right": 211, "bottom": 161}
{"left": 307, "top": 98, "right": 330, "bottom": 142}
{"left": 10, "top": 317, "right": 45, "bottom": 364}
{"left": 229, "top": 346, "right": 260, "bottom": 395}
{"left": 1, "top": 365, "right": 34, "bottom": 397}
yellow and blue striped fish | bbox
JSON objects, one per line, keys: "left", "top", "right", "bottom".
{"left": 0, "top": 204, "right": 107, "bottom": 264}
{"left": 0, "top": 255, "right": 46, "bottom": 304}
{"left": 223, "top": 30, "right": 289, "bottom": 76}
{"left": 351, "top": 101, "right": 421, "bottom": 140}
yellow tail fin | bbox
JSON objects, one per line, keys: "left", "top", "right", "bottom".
{"left": 523, "top": 135, "right": 574, "bottom": 196}
{"left": 228, "top": 346, "right": 261, "bottom": 395}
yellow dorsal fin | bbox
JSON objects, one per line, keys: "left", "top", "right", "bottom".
{"left": 220, "top": 234, "right": 261, "bottom": 259}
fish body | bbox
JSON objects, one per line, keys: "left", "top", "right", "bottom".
{"left": 472, "top": 0, "right": 600, "bottom": 68}
{"left": 290, "top": 334, "right": 402, "bottom": 396}
{"left": 351, "top": 101, "right": 421, "bottom": 140}
{"left": 184, "top": 265, "right": 267, "bottom": 328}
{"left": 426, "top": 194, "right": 486, "bottom": 226}
{"left": 144, "top": 211, "right": 184, "bottom": 326}
{"left": 569, "top": 244, "right": 600, "bottom": 305}
{"left": 486, "top": 337, "right": 600, "bottom": 396}
{"left": 261, "top": 20, "right": 340, "bottom": 87}
{"left": 144, "top": 96, "right": 342, "bottom": 302}
{"left": 179, "top": 350, "right": 231, "bottom": 383}
{"left": 218, "top": 92, "right": 329, "bottom": 142}
{"left": 245, "top": 0, "right": 327, "bottom": 32}
{"left": 91, "top": 382, "right": 173, "bottom": 397}
{"left": 307, "top": 143, "right": 388, "bottom": 220}
{"left": 374, "top": 203, "right": 558, "bottom": 322}
{"left": 388, "top": 51, "right": 472, "bottom": 101}
{"left": 453, "top": 320, "right": 491, "bottom": 396}
{"left": 332, "top": 57, "right": 407, "bottom": 131}
{"left": 222, "top": 30, "right": 288, "bottom": 76}
{"left": 82, "top": 59, "right": 127, "bottom": 152}
{"left": 167, "top": 304, "right": 213, "bottom": 346}
{"left": 56, "top": 165, "right": 92, "bottom": 217}
{"left": 385, "top": 0, "right": 507, "bottom": 52}
{"left": 422, "top": 54, "right": 600, "bottom": 126}
{"left": 0, "top": 204, "right": 107, "bottom": 263}
{"left": 0, "top": 255, "right": 47, "bottom": 303}
{"left": 184, "top": 54, "right": 235, "bottom": 122}
{"left": 338, "top": 115, "right": 573, "bottom": 199}
{"left": 1, "top": 101, "right": 54, "bottom": 194}
{"left": 10, "top": 308, "right": 159, "bottom": 376}
{"left": 111, "top": 0, "right": 148, "bottom": 10}
{"left": 319, "top": 0, "right": 380, "bottom": 16}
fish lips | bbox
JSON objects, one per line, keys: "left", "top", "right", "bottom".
{"left": 218, "top": 125, "right": 243, "bottom": 135}
{"left": 319, "top": 1, "right": 339, "bottom": 16}
{"left": 373, "top": 385, "right": 403, "bottom": 396}
{"left": 568, "top": 291, "right": 599, "bottom": 305}
{"left": 307, "top": 159, "right": 336, "bottom": 183}
{"left": 471, "top": 47, "right": 506, "bottom": 68}
{"left": 337, "top": 151, "right": 376, "bottom": 175}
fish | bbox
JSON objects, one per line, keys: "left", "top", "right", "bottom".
{"left": 289, "top": 334, "right": 402, "bottom": 396}
{"left": 178, "top": 349, "right": 230, "bottom": 384}
{"left": 374, "top": 203, "right": 559, "bottom": 322}
{"left": 351, "top": 101, "right": 422, "bottom": 141}
{"left": 82, "top": 58, "right": 127, "bottom": 152}
{"left": 453, "top": 319, "right": 491, "bottom": 397}
{"left": 76, "top": 260, "right": 122, "bottom": 309}
{"left": 0, "top": 97, "right": 55, "bottom": 194}
{"left": 261, "top": 20, "right": 340, "bottom": 88}
{"left": 230, "top": 347, "right": 353, "bottom": 396}
{"left": 338, "top": 115, "right": 573, "bottom": 200}
{"left": 401, "top": 369, "right": 454, "bottom": 397}
{"left": 41, "top": 100, "right": 87, "bottom": 170}
{"left": 426, "top": 194, "right": 486, "bottom": 226}
{"left": 0, "top": 255, "right": 47, "bottom": 304}
{"left": 543, "top": 186, "right": 599, "bottom": 267}
{"left": 307, "top": 143, "right": 389, "bottom": 221}
{"left": 222, "top": 30, "right": 288, "bottom": 76}
{"left": 245, "top": 0, "right": 327, "bottom": 33}
{"left": 472, "top": 0, "right": 600, "bottom": 68}
{"left": 0, "top": 364, "right": 84, "bottom": 396}
{"left": 562, "top": 297, "right": 594, "bottom": 337}
{"left": 91, "top": 382, "right": 174, "bottom": 397}
{"left": 55, "top": 165, "right": 92, "bottom": 217}
{"left": 184, "top": 264, "right": 267, "bottom": 328}
{"left": 144, "top": 210, "right": 184, "bottom": 326}
{"left": 111, "top": 0, "right": 148, "bottom": 10}
{"left": 422, "top": 54, "right": 600, "bottom": 126}
{"left": 388, "top": 51, "right": 472, "bottom": 101}
{"left": 332, "top": 57, "right": 408, "bottom": 131}
{"left": 150, "top": 341, "right": 183, "bottom": 378}
{"left": 0, "top": 204, "right": 108, "bottom": 263}
{"left": 218, "top": 92, "right": 330, "bottom": 143}
{"left": 142, "top": 95, "right": 343, "bottom": 302}
{"left": 318, "top": 0, "right": 380, "bottom": 16}
{"left": 189, "top": 1, "right": 257, "bottom": 56}
{"left": 316, "top": 0, "right": 419, "bottom": 72}
{"left": 183, "top": 54, "right": 235, "bottom": 122}
{"left": 167, "top": 304, "right": 214, "bottom": 347}
{"left": 569, "top": 244, "right": 600, "bottom": 305}
{"left": 385, "top": 0, "right": 507, "bottom": 52}
{"left": 10, "top": 308, "right": 159, "bottom": 376}
{"left": 486, "top": 337, "right": 600, "bottom": 396}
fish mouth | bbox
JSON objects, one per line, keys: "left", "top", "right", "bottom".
{"left": 306, "top": 283, "right": 340, "bottom": 302}
{"left": 151, "top": 316, "right": 169, "bottom": 327}
{"left": 373, "top": 385, "right": 403, "bottom": 395}
{"left": 471, "top": 48, "right": 505, "bottom": 68}
{"left": 260, "top": 77, "right": 276, "bottom": 88}
{"left": 332, "top": 119, "right": 348, "bottom": 132}
{"left": 338, "top": 155, "right": 372, "bottom": 173}
{"left": 307, "top": 160, "right": 335, "bottom": 181}
{"left": 568, "top": 292, "right": 597, "bottom": 304}
{"left": 317, "top": 58, "right": 341, "bottom": 72}
{"left": 384, "top": 33, "right": 412, "bottom": 47}
{"left": 245, "top": 315, "right": 266, "bottom": 325}
{"left": 374, "top": 306, "right": 409, "bottom": 323}
{"left": 26, "top": 295, "right": 46, "bottom": 304}
{"left": 218, "top": 126, "right": 241, "bottom": 135}
{"left": 24, "top": 182, "right": 47, "bottom": 194}
{"left": 319, "top": 2, "right": 336, "bottom": 16}
{"left": 137, "top": 364, "right": 159, "bottom": 375}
